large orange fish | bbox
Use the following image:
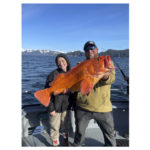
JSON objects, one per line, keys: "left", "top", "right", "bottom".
{"left": 34, "top": 56, "right": 115, "bottom": 107}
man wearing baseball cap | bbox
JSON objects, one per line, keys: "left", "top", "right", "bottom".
{"left": 73, "top": 41, "right": 116, "bottom": 146}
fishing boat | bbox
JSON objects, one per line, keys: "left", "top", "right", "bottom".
{"left": 22, "top": 98, "right": 129, "bottom": 147}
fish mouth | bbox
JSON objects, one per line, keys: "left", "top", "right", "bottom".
{"left": 104, "top": 56, "right": 116, "bottom": 70}
{"left": 104, "top": 56, "right": 111, "bottom": 68}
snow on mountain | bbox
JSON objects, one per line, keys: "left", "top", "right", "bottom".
{"left": 22, "top": 49, "right": 66, "bottom": 55}
{"left": 21, "top": 49, "right": 86, "bottom": 56}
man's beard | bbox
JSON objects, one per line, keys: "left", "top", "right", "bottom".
{"left": 87, "top": 53, "right": 98, "bottom": 59}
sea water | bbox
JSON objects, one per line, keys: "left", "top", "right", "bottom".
{"left": 22, "top": 55, "right": 129, "bottom": 106}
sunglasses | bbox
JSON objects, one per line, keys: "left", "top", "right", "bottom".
{"left": 85, "top": 46, "right": 96, "bottom": 52}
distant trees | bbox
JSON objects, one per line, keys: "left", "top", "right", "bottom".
{"left": 99, "top": 49, "right": 129, "bottom": 57}
{"left": 67, "top": 49, "right": 129, "bottom": 57}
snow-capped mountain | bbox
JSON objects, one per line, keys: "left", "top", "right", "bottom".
{"left": 22, "top": 49, "right": 66, "bottom": 56}
{"left": 21, "top": 49, "right": 86, "bottom": 56}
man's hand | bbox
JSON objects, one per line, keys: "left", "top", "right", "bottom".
{"left": 102, "top": 72, "right": 111, "bottom": 81}
{"left": 50, "top": 111, "right": 56, "bottom": 116}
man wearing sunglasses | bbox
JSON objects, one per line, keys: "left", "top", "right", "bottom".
{"left": 73, "top": 41, "right": 116, "bottom": 146}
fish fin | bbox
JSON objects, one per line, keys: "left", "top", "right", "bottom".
{"left": 34, "top": 88, "right": 52, "bottom": 107}
{"left": 53, "top": 88, "right": 69, "bottom": 95}
{"left": 70, "top": 81, "right": 82, "bottom": 93}
{"left": 53, "top": 90, "right": 62, "bottom": 95}
{"left": 80, "top": 79, "right": 94, "bottom": 95}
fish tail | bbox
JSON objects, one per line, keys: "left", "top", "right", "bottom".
{"left": 34, "top": 88, "right": 52, "bottom": 107}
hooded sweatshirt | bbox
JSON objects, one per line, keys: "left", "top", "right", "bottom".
{"left": 45, "top": 54, "right": 72, "bottom": 113}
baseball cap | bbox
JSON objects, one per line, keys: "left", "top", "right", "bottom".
{"left": 83, "top": 41, "right": 97, "bottom": 51}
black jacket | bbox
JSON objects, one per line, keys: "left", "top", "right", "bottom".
{"left": 45, "top": 68, "right": 73, "bottom": 113}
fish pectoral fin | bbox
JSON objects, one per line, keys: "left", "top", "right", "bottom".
{"left": 34, "top": 88, "right": 52, "bottom": 107}
{"left": 70, "top": 81, "right": 82, "bottom": 93}
{"left": 80, "top": 79, "right": 94, "bottom": 95}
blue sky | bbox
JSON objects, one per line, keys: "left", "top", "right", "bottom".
{"left": 22, "top": 4, "right": 129, "bottom": 52}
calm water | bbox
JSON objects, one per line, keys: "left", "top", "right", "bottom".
{"left": 22, "top": 55, "right": 129, "bottom": 106}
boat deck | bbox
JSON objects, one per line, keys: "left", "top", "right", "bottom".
{"left": 22, "top": 128, "right": 129, "bottom": 147}
{"left": 22, "top": 101, "right": 129, "bottom": 147}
